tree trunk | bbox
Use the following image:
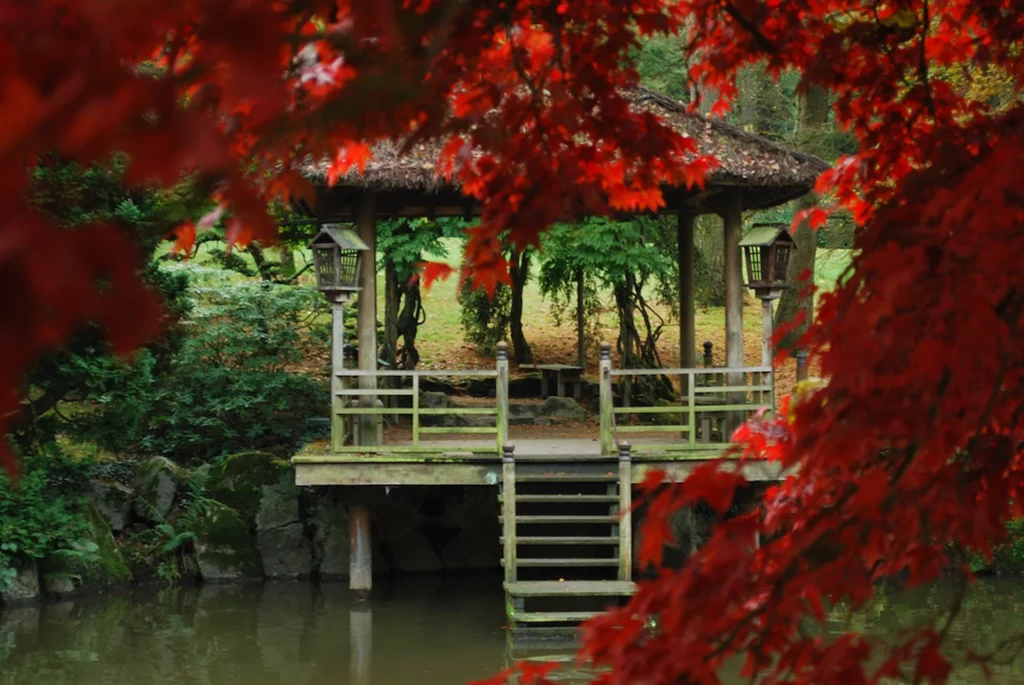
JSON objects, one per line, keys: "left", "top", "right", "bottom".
{"left": 384, "top": 257, "right": 399, "bottom": 370}
{"left": 775, "top": 85, "right": 830, "bottom": 351}
{"left": 508, "top": 249, "right": 533, "bottom": 364}
{"left": 396, "top": 282, "right": 422, "bottom": 369}
{"left": 279, "top": 246, "right": 297, "bottom": 279}
{"left": 576, "top": 267, "right": 585, "bottom": 369}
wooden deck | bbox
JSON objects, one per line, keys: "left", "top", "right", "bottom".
{"left": 292, "top": 438, "right": 783, "bottom": 486}
{"left": 298, "top": 350, "right": 783, "bottom": 632}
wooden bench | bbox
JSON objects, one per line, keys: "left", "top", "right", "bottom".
{"left": 521, "top": 363, "right": 584, "bottom": 400}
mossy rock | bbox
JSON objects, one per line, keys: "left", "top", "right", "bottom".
{"left": 133, "top": 457, "right": 184, "bottom": 523}
{"left": 193, "top": 501, "right": 263, "bottom": 582}
{"left": 0, "top": 560, "right": 39, "bottom": 606}
{"left": 541, "top": 396, "right": 586, "bottom": 422}
{"left": 85, "top": 502, "right": 131, "bottom": 584}
{"left": 86, "top": 479, "right": 135, "bottom": 532}
{"left": 208, "top": 452, "right": 291, "bottom": 529}
{"left": 39, "top": 504, "right": 130, "bottom": 597}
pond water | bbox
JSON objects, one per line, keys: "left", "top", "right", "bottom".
{"left": 2, "top": 573, "right": 1024, "bottom": 684}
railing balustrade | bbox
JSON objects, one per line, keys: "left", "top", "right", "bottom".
{"left": 599, "top": 341, "right": 773, "bottom": 454}
{"left": 331, "top": 342, "right": 510, "bottom": 455}
{"left": 330, "top": 339, "right": 772, "bottom": 458}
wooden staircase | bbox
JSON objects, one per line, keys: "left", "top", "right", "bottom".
{"left": 499, "top": 444, "right": 636, "bottom": 634}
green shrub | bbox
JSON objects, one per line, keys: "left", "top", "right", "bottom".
{"left": 79, "top": 266, "right": 329, "bottom": 464}
{"left": 0, "top": 453, "right": 94, "bottom": 591}
{"left": 459, "top": 279, "right": 513, "bottom": 355}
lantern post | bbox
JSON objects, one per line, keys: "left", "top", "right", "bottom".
{"left": 309, "top": 226, "right": 370, "bottom": 452}
{"left": 740, "top": 223, "right": 797, "bottom": 403}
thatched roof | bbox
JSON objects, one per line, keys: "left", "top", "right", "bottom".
{"left": 302, "top": 86, "right": 829, "bottom": 213}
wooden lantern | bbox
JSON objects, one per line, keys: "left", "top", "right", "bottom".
{"left": 309, "top": 225, "right": 370, "bottom": 301}
{"left": 740, "top": 223, "right": 797, "bottom": 299}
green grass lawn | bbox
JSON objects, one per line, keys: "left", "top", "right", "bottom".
{"left": 159, "top": 234, "right": 851, "bottom": 372}
{"left": 815, "top": 248, "right": 854, "bottom": 292}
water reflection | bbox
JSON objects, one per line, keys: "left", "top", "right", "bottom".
{"left": 1, "top": 576, "right": 1024, "bottom": 684}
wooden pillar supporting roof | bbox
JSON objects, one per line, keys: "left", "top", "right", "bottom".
{"left": 352, "top": 190, "right": 377, "bottom": 601}
{"left": 356, "top": 190, "right": 378, "bottom": 445}
{"left": 723, "top": 190, "right": 744, "bottom": 371}
{"left": 677, "top": 210, "right": 696, "bottom": 372}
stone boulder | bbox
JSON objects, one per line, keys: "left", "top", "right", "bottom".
{"left": 1, "top": 560, "right": 40, "bottom": 606}
{"left": 256, "top": 474, "right": 313, "bottom": 579}
{"left": 208, "top": 452, "right": 290, "bottom": 528}
{"left": 420, "top": 391, "right": 454, "bottom": 409}
{"left": 86, "top": 479, "right": 134, "bottom": 532}
{"left": 541, "top": 396, "right": 587, "bottom": 422}
{"left": 257, "top": 524, "right": 312, "bottom": 580}
{"left": 311, "top": 493, "right": 350, "bottom": 579}
{"left": 194, "top": 502, "right": 263, "bottom": 583}
{"left": 133, "top": 457, "right": 183, "bottom": 523}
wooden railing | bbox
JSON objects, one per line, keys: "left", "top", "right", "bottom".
{"left": 330, "top": 339, "right": 772, "bottom": 458}
{"left": 331, "top": 342, "right": 510, "bottom": 455}
{"left": 599, "top": 342, "right": 773, "bottom": 455}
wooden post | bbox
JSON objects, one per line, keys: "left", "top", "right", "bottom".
{"left": 760, "top": 297, "right": 776, "bottom": 410}
{"left": 678, "top": 211, "right": 696, "bottom": 375}
{"left": 501, "top": 444, "right": 516, "bottom": 584}
{"left": 349, "top": 505, "right": 372, "bottom": 601}
{"left": 356, "top": 191, "right": 377, "bottom": 447}
{"left": 496, "top": 342, "right": 510, "bottom": 453}
{"left": 349, "top": 606, "right": 372, "bottom": 685}
{"left": 331, "top": 299, "right": 346, "bottom": 453}
{"left": 723, "top": 191, "right": 744, "bottom": 372}
{"left": 599, "top": 341, "right": 614, "bottom": 456}
{"left": 700, "top": 341, "right": 713, "bottom": 442}
{"left": 576, "top": 267, "right": 586, "bottom": 370}
{"left": 411, "top": 374, "right": 420, "bottom": 447}
{"left": 617, "top": 441, "right": 632, "bottom": 582}
{"left": 795, "top": 349, "right": 809, "bottom": 382}
{"left": 723, "top": 191, "right": 744, "bottom": 434}
{"left": 702, "top": 341, "right": 714, "bottom": 369}
{"left": 760, "top": 298, "right": 773, "bottom": 367}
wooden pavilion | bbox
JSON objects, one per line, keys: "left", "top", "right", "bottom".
{"left": 290, "top": 86, "right": 828, "bottom": 629}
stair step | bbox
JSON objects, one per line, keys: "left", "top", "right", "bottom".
{"left": 516, "top": 473, "right": 617, "bottom": 482}
{"left": 502, "top": 558, "right": 619, "bottom": 567}
{"left": 512, "top": 455, "right": 612, "bottom": 463}
{"left": 500, "top": 494, "right": 619, "bottom": 503}
{"left": 502, "top": 536, "right": 619, "bottom": 545}
{"left": 511, "top": 611, "right": 603, "bottom": 624}
{"left": 505, "top": 580, "right": 636, "bottom": 596}
{"left": 501, "top": 515, "right": 619, "bottom": 524}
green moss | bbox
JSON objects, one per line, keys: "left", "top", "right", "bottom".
{"left": 84, "top": 504, "right": 132, "bottom": 583}
{"left": 193, "top": 501, "right": 262, "bottom": 579}
{"left": 208, "top": 452, "right": 290, "bottom": 528}
{"left": 40, "top": 503, "right": 131, "bottom": 589}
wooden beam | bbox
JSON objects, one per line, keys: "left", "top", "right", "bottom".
{"left": 356, "top": 191, "right": 377, "bottom": 446}
{"left": 294, "top": 462, "right": 500, "bottom": 486}
{"left": 677, "top": 211, "right": 696, "bottom": 373}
